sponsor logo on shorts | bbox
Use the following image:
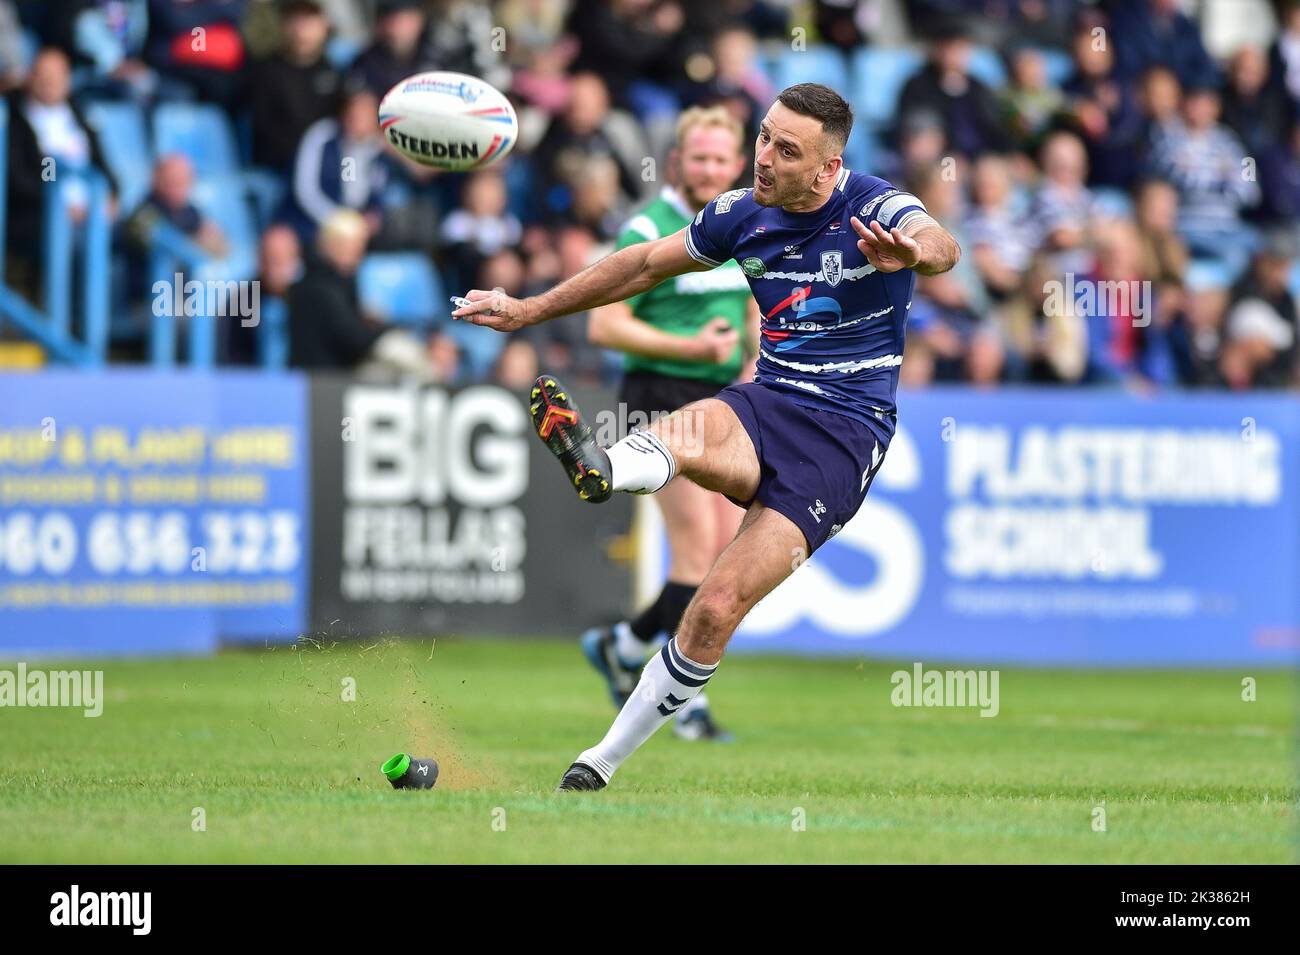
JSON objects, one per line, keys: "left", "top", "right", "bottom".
{"left": 807, "top": 498, "right": 827, "bottom": 523}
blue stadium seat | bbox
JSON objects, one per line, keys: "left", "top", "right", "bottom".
{"left": 843, "top": 124, "right": 878, "bottom": 172}
{"left": 967, "top": 46, "right": 1008, "bottom": 88}
{"left": 1037, "top": 47, "right": 1075, "bottom": 88}
{"left": 773, "top": 45, "right": 851, "bottom": 102}
{"left": 325, "top": 35, "right": 360, "bottom": 71}
{"left": 447, "top": 317, "right": 505, "bottom": 379}
{"left": 850, "top": 47, "right": 924, "bottom": 129}
{"left": 82, "top": 100, "right": 152, "bottom": 215}
{"left": 357, "top": 253, "right": 444, "bottom": 326}
{"left": 1185, "top": 258, "right": 1236, "bottom": 292}
{"left": 152, "top": 102, "right": 239, "bottom": 177}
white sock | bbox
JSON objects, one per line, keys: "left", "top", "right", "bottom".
{"left": 612, "top": 620, "right": 643, "bottom": 664}
{"left": 576, "top": 637, "right": 717, "bottom": 782}
{"left": 606, "top": 430, "right": 675, "bottom": 494}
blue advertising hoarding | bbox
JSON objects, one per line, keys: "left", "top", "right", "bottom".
{"left": 641, "top": 388, "right": 1300, "bottom": 666}
{"left": 0, "top": 371, "right": 310, "bottom": 656}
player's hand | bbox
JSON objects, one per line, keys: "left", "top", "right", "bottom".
{"left": 450, "top": 289, "right": 532, "bottom": 332}
{"left": 686, "top": 317, "right": 739, "bottom": 364}
{"left": 852, "top": 216, "right": 921, "bottom": 273}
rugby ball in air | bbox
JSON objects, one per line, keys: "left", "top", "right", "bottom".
{"left": 378, "top": 71, "right": 518, "bottom": 171}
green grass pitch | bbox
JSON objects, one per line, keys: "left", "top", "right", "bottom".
{"left": 0, "top": 638, "right": 1295, "bottom": 863}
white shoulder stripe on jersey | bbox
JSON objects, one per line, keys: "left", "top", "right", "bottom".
{"left": 835, "top": 167, "right": 851, "bottom": 192}
{"left": 625, "top": 213, "right": 660, "bottom": 242}
{"left": 683, "top": 228, "right": 723, "bottom": 267}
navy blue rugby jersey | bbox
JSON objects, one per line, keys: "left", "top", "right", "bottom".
{"left": 685, "top": 168, "right": 929, "bottom": 445}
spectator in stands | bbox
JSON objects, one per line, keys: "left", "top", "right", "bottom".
{"left": 288, "top": 84, "right": 391, "bottom": 244}
{"left": 144, "top": 0, "right": 247, "bottom": 109}
{"left": 440, "top": 170, "right": 524, "bottom": 296}
{"left": 532, "top": 72, "right": 649, "bottom": 220}
{"left": 1031, "top": 130, "right": 1097, "bottom": 274}
{"left": 1256, "top": 118, "right": 1300, "bottom": 229}
{"left": 906, "top": 166, "right": 1002, "bottom": 386}
{"left": 897, "top": 20, "right": 1010, "bottom": 159}
{"left": 1079, "top": 217, "right": 1176, "bottom": 386}
{"left": 4, "top": 48, "right": 119, "bottom": 295}
{"left": 1221, "top": 233, "right": 1299, "bottom": 388}
{"left": 966, "top": 154, "right": 1036, "bottom": 301}
{"left": 453, "top": 248, "right": 527, "bottom": 379}
{"left": 1001, "top": 45, "right": 1065, "bottom": 155}
{"left": 508, "top": 31, "right": 578, "bottom": 117}
{"left": 0, "top": 0, "right": 25, "bottom": 92}
{"left": 1148, "top": 83, "right": 1260, "bottom": 270}
{"left": 684, "top": 26, "right": 771, "bottom": 152}
{"left": 423, "top": 0, "right": 511, "bottom": 93}
{"left": 495, "top": 334, "right": 541, "bottom": 389}
{"left": 1171, "top": 281, "right": 1229, "bottom": 387}
{"left": 1267, "top": 0, "right": 1300, "bottom": 115}
{"left": 1138, "top": 65, "right": 1184, "bottom": 158}
{"left": 125, "top": 153, "right": 228, "bottom": 265}
{"left": 40, "top": 0, "right": 155, "bottom": 101}
{"left": 287, "top": 208, "right": 440, "bottom": 377}
{"left": 565, "top": 0, "right": 684, "bottom": 116}
{"left": 249, "top": 0, "right": 341, "bottom": 173}
{"left": 350, "top": 0, "right": 435, "bottom": 99}
{"left": 879, "top": 109, "right": 949, "bottom": 188}
{"left": 1062, "top": 20, "right": 1146, "bottom": 188}
{"left": 513, "top": 223, "right": 606, "bottom": 382}
{"left": 568, "top": 154, "right": 629, "bottom": 240}
{"left": 224, "top": 223, "right": 302, "bottom": 364}
{"left": 1134, "top": 178, "right": 1189, "bottom": 289}
{"left": 997, "top": 253, "right": 1088, "bottom": 384}
{"left": 1221, "top": 46, "right": 1290, "bottom": 155}
{"left": 1106, "top": 0, "right": 1217, "bottom": 88}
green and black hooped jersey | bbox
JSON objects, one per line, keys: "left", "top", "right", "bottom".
{"left": 616, "top": 187, "right": 752, "bottom": 384}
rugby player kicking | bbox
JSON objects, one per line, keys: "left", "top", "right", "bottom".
{"left": 580, "top": 104, "right": 760, "bottom": 743}
{"left": 452, "top": 83, "right": 960, "bottom": 791}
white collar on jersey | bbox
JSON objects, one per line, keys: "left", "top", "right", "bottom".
{"left": 660, "top": 185, "right": 696, "bottom": 221}
{"left": 835, "top": 166, "right": 851, "bottom": 192}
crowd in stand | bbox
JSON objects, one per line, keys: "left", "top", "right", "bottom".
{"left": 2, "top": 0, "right": 1298, "bottom": 390}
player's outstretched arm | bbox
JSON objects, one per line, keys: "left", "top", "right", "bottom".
{"left": 451, "top": 228, "right": 709, "bottom": 332}
{"left": 850, "top": 214, "right": 961, "bottom": 277}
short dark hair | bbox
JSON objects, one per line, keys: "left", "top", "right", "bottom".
{"left": 777, "top": 83, "right": 854, "bottom": 153}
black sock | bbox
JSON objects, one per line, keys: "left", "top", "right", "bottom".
{"left": 659, "top": 581, "right": 699, "bottom": 640}
{"left": 628, "top": 581, "right": 700, "bottom": 643}
{"left": 629, "top": 588, "right": 667, "bottom": 641}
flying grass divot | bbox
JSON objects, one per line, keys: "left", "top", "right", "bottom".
{"left": 382, "top": 753, "right": 439, "bottom": 790}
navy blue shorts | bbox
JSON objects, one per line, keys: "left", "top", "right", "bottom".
{"left": 714, "top": 382, "right": 886, "bottom": 555}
